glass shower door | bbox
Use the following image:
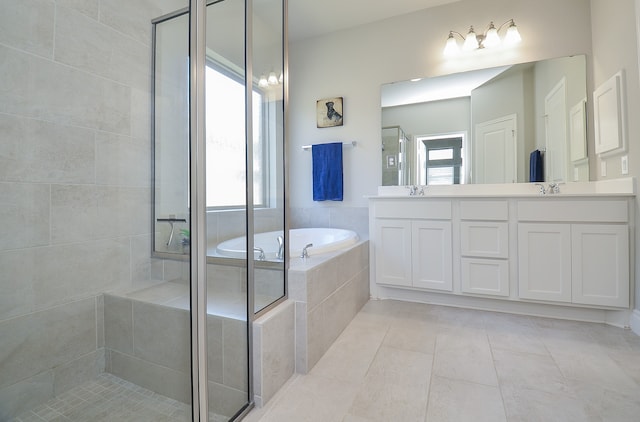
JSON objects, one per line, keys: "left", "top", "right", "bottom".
{"left": 203, "top": 0, "right": 251, "bottom": 419}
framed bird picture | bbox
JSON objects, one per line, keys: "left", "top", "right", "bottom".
{"left": 316, "top": 97, "right": 344, "bottom": 128}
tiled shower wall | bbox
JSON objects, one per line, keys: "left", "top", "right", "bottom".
{"left": 0, "top": 1, "right": 186, "bottom": 419}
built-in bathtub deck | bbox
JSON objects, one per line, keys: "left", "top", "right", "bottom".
{"left": 103, "top": 239, "right": 370, "bottom": 410}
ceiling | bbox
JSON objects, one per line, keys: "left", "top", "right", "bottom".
{"left": 288, "top": 0, "right": 461, "bottom": 41}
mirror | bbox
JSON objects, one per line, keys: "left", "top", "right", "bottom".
{"left": 381, "top": 55, "right": 589, "bottom": 185}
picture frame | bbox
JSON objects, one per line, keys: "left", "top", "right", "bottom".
{"left": 317, "top": 97, "right": 343, "bottom": 128}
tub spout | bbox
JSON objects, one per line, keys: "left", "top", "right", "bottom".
{"left": 276, "top": 235, "right": 284, "bottom": 260}
{"left": 254, "top": 247, "right": 265, "bottom": 261}
{"left": 300, "top": 243, "right": 313, "bottom": 259}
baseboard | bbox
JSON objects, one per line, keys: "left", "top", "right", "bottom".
{"left": 631, "top": 309, "right": 640, "bottom": 337}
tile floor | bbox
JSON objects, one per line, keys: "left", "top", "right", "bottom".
{"left": 12, "top": 373, "right": 227, "bottom": 422}
{"left": 243, "top": 299, "right": 640, "bottom": 422}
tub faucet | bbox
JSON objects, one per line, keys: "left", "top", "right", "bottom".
{"left": 253, "top": 247, "right": 265, "bottom": 261}
{"left": 535, "top": 183, "right": 547, "bottom": 195}
{"left": 276, "top": 235, "right": 284, "bottom": 260}
{"left": 300, "top": 243, "right": 313, "bottom": 259}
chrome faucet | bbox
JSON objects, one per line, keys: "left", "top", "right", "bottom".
{"left": 253, "top": 247, "right": 265, "bottom": 261}
{"left": 407, "top": 185, "right": 425, "bottom": 196}
{"left": 300, "top": 243, "right": 313, "bottom": 259}
{"left": 535, "top": 183, "right": 547, "bottom": 195}
{"left": 547, "top": 182, "right": 560, "bottom": 194}
{"left": 276, "top": 235, "right": 284, "bottom": 260}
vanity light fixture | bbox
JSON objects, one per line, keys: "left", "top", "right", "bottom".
{"left": 258, "top": 71, "right": 284, "bottom": 88}
{"left": 444, "top": 19, "right": 521, "bottom": 56}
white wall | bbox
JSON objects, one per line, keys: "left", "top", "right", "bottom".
{"left": 288, "top": 0, "right": 593, "bottom": 209}
{"left": 590, "top": 0, "right": 640, "bottom": 321}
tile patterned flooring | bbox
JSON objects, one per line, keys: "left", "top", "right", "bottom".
{"left": 13, "top": 373, "right": 195, "bottom": 422}
{"left": 244, "top": 299, "right": 640, "bottom": 422}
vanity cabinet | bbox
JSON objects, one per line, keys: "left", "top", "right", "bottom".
{"left": 517, "top": 200, "right": 630, "bottom": 308}
{"left": 571, "top": 224, "right": 629, "bottom": 307}
{"left": 412, "top": 220, "right": 452, "bottom": 291}
{"left": 369, "top": 187, "right": 634, "bottom": 318}
{"left": 518, "top": 223, "right": 572, "bottom": 302}
{"left": 460, "top": 201, "right": 510, "bottom": 297}
{"left": 373, "top": 200, "right": 452, "bottom": 292}
{"left": 374, "top": 219, "right": 412, "bottom": 287}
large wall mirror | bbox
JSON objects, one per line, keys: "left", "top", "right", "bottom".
{"left": 381, "top": 55, "right": 589, "bottom": 186}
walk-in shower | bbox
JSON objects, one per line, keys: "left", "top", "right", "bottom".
{"left": 0, "top": 0, "right": 286, "bottom": 420}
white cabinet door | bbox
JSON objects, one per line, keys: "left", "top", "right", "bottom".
{"left": 518, "top": 223, "right": 571, "bottom": 302}
{"left": 412, "top": 220, "right": 452, "bottom": 291}
{"left": 461, "top": 221, "right": 509, "bottom": 258}
{"left": 572, "top": 224, "right": 629, "bottom": 307}
{"left": 461, "top": 258, "right": 509, "bottom": 297}
{"left": 375, "top": 219, "right": 412, "bottom": 287}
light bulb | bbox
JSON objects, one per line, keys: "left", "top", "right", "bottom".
{"left": 443, "top": 32, "right": 459, "bottom": 56}
{"left": 267, "top": 71, "right": 278, "bottom": 85}
{"left": 504, "top": 20, "right": 521, "bottom": 45}
{"left": 258, "top": 75, "right": 268, "bottom": 88}
{"left": 463, "top": 26, "right": 478, "bottom": 51}
{"left": 483, "top": 22, "right": 500, "bottom": 48}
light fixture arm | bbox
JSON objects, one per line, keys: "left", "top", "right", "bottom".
{"left": 494, "top": 19, "right": 516, "bottom": 34}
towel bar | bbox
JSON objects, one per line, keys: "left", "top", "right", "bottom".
{"left": 302, "top": 141, "right": 356, "bottom": 151}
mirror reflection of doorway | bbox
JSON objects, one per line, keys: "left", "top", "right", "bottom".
{"left": 474, "top": 114, "right": 517, "bottom": 184}
{"left": 417, "top": 135, "right": 464, "bottom": 185}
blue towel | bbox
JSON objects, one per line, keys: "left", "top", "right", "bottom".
{"left": 529, "top": 149, "right": 544, "bottom": 182}
{"left": 312, "top": 142, "right": 343, "bottom": 201}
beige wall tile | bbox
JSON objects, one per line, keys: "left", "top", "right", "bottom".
{"left": 96, "top": 132, "right": 150, "bottom": 188}
{"left": 56, "top": 0, "right": 99, "bottom": 19}
{"left": 53, "top": 349, "right": 104, "bottom": 396}
{"left": 0, "top": 0, "right": 54, "bottom": 58}
{"left": 223, "top": 318, "right": 249, "bottom": 392}
{"left": 108, "top": 349, "right": 190, "bottom": 404}
{"left": 104, "top": 294, "right": 133, "bottom": 354}
{"left": 257, "top": 300, "right": 294, "bottom": 402}
{"left": 50, "top": 184, "right": 98, "bottom": 244}
{"left": 133, "top": 301, "right": 190, "bottom": 373}
{"left": 207, "top": 315, "right": 224, "bottom": 384}
{"left": 0, "top": 183, "right": 50, "bottom": 251}
{"left": 0, "top": 298, "right": 96, "bottom": 390}
{"left": 0, "top": 240, "right": 129, "bottom": 320}
{"left": 95, "top": 186, "right": 151, "bottom": 238}
{"left": 0, "top": 114, "right": 95, "bottom": 184}
{"left": 0, "top": 44, "right": 131, "bottom": 134}
{"left": 0, "top": 370, "right": 53, "bottom": 421}
{"left": 55, "top": 6, "right": 151, "bottom": 90}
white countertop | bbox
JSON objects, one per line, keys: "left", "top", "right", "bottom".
{"left": 369, "top": 178, "right": 636, "bottom": 198}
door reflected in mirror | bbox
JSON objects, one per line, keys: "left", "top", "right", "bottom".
{"left": 381, "top": 55, "right": 589, "bottom": 186}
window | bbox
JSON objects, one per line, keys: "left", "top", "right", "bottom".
{"left": 205, "top": 62, "right": 266, "bottom": 208}
{"left": 417, "top": 135, "right": 464, "bottom": 185}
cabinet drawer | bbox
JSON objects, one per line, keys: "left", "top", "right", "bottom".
{"left": 460, "top": 201, "right": 508, "bottom": 221}
{"left": 375, "top": 200, "right": 451, "bottom": 219}
{"left": 517, "top": 200, "right": 628, "bottom": 222}
{"left": 461, "top": 258, "right": 509, "bottom": 297}
{"left": 461, "top": 221, "right": 509, "bottom": 258}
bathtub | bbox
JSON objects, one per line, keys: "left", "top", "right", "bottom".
{"left": 214, "top": 228, "right": 359, "bottom": 260}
